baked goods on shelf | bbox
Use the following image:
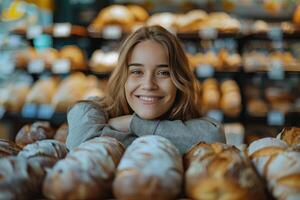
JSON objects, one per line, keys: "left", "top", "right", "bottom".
{"left": 59, "top": 45, "right": 86, "bottom": 70}
{"left": 248, "top": 127, "right": 300, "bottom": 200}
{"left": 220, "top": 80, "right": 241, "bottom": 117}
{"left": 184, "top": 142, "right": 266, "bottom": 200}
{"left": 147, "top": 12, "right": 178, "bottom": 32}
{"left": 89, "top": 50, "right": 118, "bottom": 73}
{"left": 113, "top": 135, "right": 183, "bottom": 200}
{"left": 15, "top": 121, "right": 55, "bottom": 147}
{"left": 202, "top": 78, "right": 220, "bottom": 112}
{"left": 25, "top": 77, "right": 58, "bottom": 105}
{"left": 43, "top": 136, "right": 125, "bottom": 200}
{"left": 293, "top": 4, "right": 300, "bottom": 26}
{"left": 0, "top": 139, "right": 22, "bottom": 157}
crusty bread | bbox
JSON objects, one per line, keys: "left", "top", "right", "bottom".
{"left": 185, "top": 142, "right": 266, "bottom": 200}
{"left": 43, "top": 136, "right": 125, "bottom": 200}
{"left": 113, "top": 135, "right": 183, "bottom": 200}
{"left": 0, "top": 139, "right": 22, "bottom": 157}
{"left": 15, "top": 121, "right": 55, "bottom": 147}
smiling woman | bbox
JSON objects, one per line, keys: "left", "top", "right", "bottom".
{"left": 66, "top": 25, "right": 225, "bottom": 154}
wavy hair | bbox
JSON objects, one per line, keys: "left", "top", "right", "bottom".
{"left": 101, "top": 25, "right": 201, "bottom": 120}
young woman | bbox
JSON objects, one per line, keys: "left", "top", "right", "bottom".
{"left": 66, "top": 25, "right": 225, "bottom": 154}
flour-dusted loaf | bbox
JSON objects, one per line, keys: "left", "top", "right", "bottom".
{"left": 43, "top": 136, "right": 125, "bottom": 200}
{"left": 185, "top": 142, "right": 266, "bottom": 200}
{"left": 248, "top": 127, "right": 300, "bottom": 200}
{"left": 0, "top": 140, "right": 67, "bottom": 199}
{"left": 15, "top": 121, "right": 55, "bottom": 147}
{"left": 0, "top": 139, "right": 22, "bottom": 157}
{"left": 113, "top": 135, "right": 183, "bottom": 200}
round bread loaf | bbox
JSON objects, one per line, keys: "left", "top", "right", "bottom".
{"left": 113, "top": 135, "right": 183, "bottom": 200}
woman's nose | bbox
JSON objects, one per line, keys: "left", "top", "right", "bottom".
{"left": 141, "top": 73, "right": 158, "bottom": 90}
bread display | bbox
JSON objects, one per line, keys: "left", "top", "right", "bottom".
{"left": 39, "top": 48, "right": 59, "bottom": 69}
{"left": 113, "top": 135, "right": 183, "bottom": 200}
{"left": 184, "top": 142, "right": 266, "bottom": 200}
{"left": 147, "top": 12, "right": 178, "bottom": 31}
{"left": 59, "top": 45, "right": 86, "bottom": 70}
{"left": 54, "top": 123, "right": 68, "bottom": 143}
{"left": 89, "top": 50, "right": 118, "bottom": 73}
{"left": 247, "top": 98, "right": 269, "bottom": 117}
{"left": 202, "top": 78, "right": 220, "bottom": 112}
{"left": 15, "top": 121, "right": 55, "bottom": 147}
{"left": 51, "top": 73, "right": 98, "bottom": 112}
{"left": 43, "top": 136, "right": 125, "bottom": 200}
{"left": 248, "top": 127, "right": 300, "bottom": 200}
{"left": 25, "top": 77, "right": 58, "bottom": 105}
{"left": 0, "top": 83, "right": 30, "bottom": 112}
{"left": 0, "top": 140, "right": 67, "bottom": 199}
{"left": 0, "top": 139, "right": 22, "bottom": 157}
{"left": 293, "top": 4, "right": 300, "bottom": 26}
{"left": 220, "top": 80, "right": 241, "bottom": 117}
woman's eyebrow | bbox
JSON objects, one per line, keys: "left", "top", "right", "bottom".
{"left": 157, "top": 64, "right": 169, "bottom": 68}
{"left": 128, "top": 63, "right": 143, "bottom": 67}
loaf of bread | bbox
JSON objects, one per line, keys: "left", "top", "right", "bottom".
{"left": 0, "top": 140, "right": 67, "bottom": 199}
{"left": 294, "top": 4, "right": 300, "bottom": 26}
{"left": 185, "top": 142, "right": 266, "bottom": 200}
{"left": 25, "top": 77, "right": 58, "bottom": 105}
{"left": 0, "top": 139, "right": 22, "bottom": 157}
{"left": 248, "top": 129, "right": 300, "bottom": 200}
{"left": 54, "top": 123, "right": 68, "bottom": 143}
{"left": 59, "top": 45, "right": 86, "bottom": 70}
{"left": 89, "top": 50, "right": 118, "bottom": 73}
{"left": 113, "top": 135, "right": 183, "bottom": 200}
{"left": 276, "top": 127, "right": 300, "bottom": 146}
{"left": 220, "top": 80, "right": 241, "bottom": 117}
{"left": 202, "top": 78, "right": 220, "bottom": 112}
{"left": 43, "top": 136, "right": 125, "bottom": 200}
{"left": 15, "top": 121, "right": 55, "bottom": 147}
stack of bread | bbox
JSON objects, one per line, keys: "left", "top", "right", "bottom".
{"left": 51, "top": 73, "right": 105, "bottom": 112}
{"left": 202, "top": 78, "right": 220, "bottom": 113}
{"left": 15, "top": 121, "right": 55, "bottom": 147}
{"left": 0, "top": 83, "right": 30, "bottom": 112}
{"left": 43, "top": 136, "right": 125, "bottom": 199}
{"left": 25, "top": 77, "right": 58, "bottom": 105}
{"left": 89, "top": 49, "right": 119, "bottom": 73}
{"left": 248, "top": 127, "right": 300, "bottom": 200}
{"left": 14, "top": 45, "right": 86, "bottom": 71}
{"left": 188, "top": 49, "right": 241, "bottom": 71}
{"left": 184, "top": 142, "right": 266, "bottom": 200}
{"left": 90, "top": 4, "right": 149, "bottom": 33}
{"left": 0, "top": 139, "right": 68, "bottom": 199}
{"left": 220, "top": 80, "right": 242, "bottom": 117}
{"left": 113, "top": 135, "right": 183, "bottom": 200}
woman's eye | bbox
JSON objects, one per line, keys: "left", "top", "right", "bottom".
{"left": 157, "top": 71, "right": 170, "bottom": 77}
{"left": 130, "top": 70, "right": 142, "bottom": 75}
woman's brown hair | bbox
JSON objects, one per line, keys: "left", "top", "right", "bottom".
{"left": 101, "top": 25, "right": 201, "bottom": 120}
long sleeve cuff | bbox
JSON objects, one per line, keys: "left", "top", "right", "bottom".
{"left": 129, "top": 114, "right": 160, "bottom": 136}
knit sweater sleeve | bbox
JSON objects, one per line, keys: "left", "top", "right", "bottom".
{"left": 129, "top": 114, "right": 225, "bottom": 154}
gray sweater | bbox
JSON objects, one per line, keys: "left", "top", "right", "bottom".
{"left": 66, "top": 100, "right": 225, "bottom": 154}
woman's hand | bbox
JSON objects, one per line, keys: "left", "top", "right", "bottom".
{"left": 108, "top": 115, "right": 133, "bottom": 132}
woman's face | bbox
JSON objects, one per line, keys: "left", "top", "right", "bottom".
{"left": 125, "top": 40, "right": 177, "bottom": 120}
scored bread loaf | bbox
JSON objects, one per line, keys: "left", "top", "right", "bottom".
{"left": 15, "top": 121, "right": 55, "bottom": 147}
{"left": 43, "top": 136, "right": 125, "bottom": 200}
{"left": 248, "top": 128, "right": 300, "bottom": 200}
{"left": 184, "top": 142, "right": 266, "bottom": 200}
{"left": 0, "top": 140, "right": 67, "bottom": 199}
{"left": 113, "top": 135, "right": 183, "bottom": 200}
{"left": 0, "top": 139, "right": 22, "bottom": 157}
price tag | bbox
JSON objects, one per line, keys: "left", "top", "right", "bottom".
{"left": 0, "top": 106, "right": 6, "bottom": 119}
{"left": 53, "top": 23, "right": 71, "bottom": 37}
{"left": 28, "top": 59, "right": 45, "bottom": 73}
{"left": 33, "top": 34, "right": 53, "bottom": 49}
{"left": 268, "top": 60, "right": 284, "bottom": 80}
{"left": 52, "top": 59, "right": 71, "bottom": 74}
{"left": 199, "top": 28, "right": 218, "bottom": 40}
{"left": 267, "top": 27, "right": 283, "bottom": 40}
{"left": 37, "top": 104, "right": 55, "bottom": 119}
{"left": 21, "top": 104, "right": 38, "bottom": 118}
{"left": 207, "top": 109, "right": 224, "bottom": 122}
{"left": 196, "top": 64, "right": 215, "bottom": 78}
{"left": 102, "top": 25, "right": 122, "bottom": 39}
{"left": 267, "top": 110, "right": 285, "bottom": 126}
{"left": 0, "top": 60, "right": 15, "bottom": 74}
{"left": 26, "top": 25, "right": 43, "bottom": 39}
